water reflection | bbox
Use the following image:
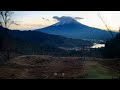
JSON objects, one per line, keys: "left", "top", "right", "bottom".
{"left": 91, "top": 43, "right": 105, "bottom": 48}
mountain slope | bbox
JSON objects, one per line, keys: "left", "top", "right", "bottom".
{"left": 36, "top": 16, "right": 117, "bottom": 40}
{"left": 0, "top": 26, "right": 92, "bottom": 56}
{"left": 8, "top": 30, "right": 92, "bottom": 48}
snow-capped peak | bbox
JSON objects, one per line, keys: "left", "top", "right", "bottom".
{"left": 53, "top": 16, "right": 80, "bottom": 26}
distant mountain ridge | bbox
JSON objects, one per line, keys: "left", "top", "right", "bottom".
{"left": 0, "top": 26, "right": 92, "bottom": 56}
{"left": 0, "top": 26, "right": 92, "bottom": 48}
{"left": 8, "top": 30, "right": 92, "bottom": 48}
{"left": 36, "top": 16, "right": 117, "bottom": 41}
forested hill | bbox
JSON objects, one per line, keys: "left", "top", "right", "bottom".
{"left": 103, "top": 33, "right": 120, "bottom": 58}
{"left": 7, "top": 29, "right": 92, "bottom": 48}
{"left": 0, "top": 26, "right": 92, "bottom": 56}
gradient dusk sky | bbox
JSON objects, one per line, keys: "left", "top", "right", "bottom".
{"left": 10, "top": 11, "right": 120, "bottom": 32}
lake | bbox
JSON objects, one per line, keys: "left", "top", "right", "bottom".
{"left": 91, "top": 43, "right": 105, "bottom": 48}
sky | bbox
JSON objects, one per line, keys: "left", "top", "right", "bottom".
{"left": 9, "top": 11, "right": 120, "bottom": 32}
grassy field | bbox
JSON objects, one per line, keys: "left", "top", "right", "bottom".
{"left": 83, "top": 61, "right": 120, "bottom": 79}
{"left": 0, "top": 55, "right": 120, "bottom": 79}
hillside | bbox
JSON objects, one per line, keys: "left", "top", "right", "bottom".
{"left": 0, "top": 26, "right": 92, "bottom": 57}
{"left": 8, "top": 30, "right": 92, "bottom": 48}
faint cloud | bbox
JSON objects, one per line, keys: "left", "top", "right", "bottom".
{"left": 74, "top": 17, "right": 84, "bottom": 20}
{"left": 53, "top": 16, "right": 84, "bottom": 22}
{"left": 10, "top": 24, "right": 48, "bottom": 30}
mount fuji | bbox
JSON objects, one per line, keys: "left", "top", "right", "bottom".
{"left": 35, "top": 16, "right": 117, "bottom": 41}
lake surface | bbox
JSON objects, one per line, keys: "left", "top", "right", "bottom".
{"left": 91, "top": 43, "right": 105, "bottom": 48}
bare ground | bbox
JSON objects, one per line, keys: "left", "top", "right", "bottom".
{"left": 0, "top": 55, "right": 86, "bottom": 79}
{"left": 0, "top": 55, "right": 120, "bottom": 79}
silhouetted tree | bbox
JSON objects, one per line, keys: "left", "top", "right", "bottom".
{"left": 0, "top": 11, "right": 19, "bottom": 28}
{"left": 0, "top": 11, "right": 18, "bottom": 61}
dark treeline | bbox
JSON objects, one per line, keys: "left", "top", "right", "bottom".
{"left": 102, "top": 33, "right": 120, "bottom": 58}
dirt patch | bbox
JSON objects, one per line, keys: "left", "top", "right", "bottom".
{"left": 1, "top": 55, "right": 119, "bottom": 79}
{"left": 0, "top": 55, "right": 85, "bottom": 79}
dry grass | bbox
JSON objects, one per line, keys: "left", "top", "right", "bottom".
{"left": 0, "top": 55, "right": 85, "bottom": 79}
{"left": 0, "top": 55, "right": 120, "bottom": 79}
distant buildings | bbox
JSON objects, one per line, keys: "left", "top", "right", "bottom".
{"left": 58, "top": 45, "right": 91, "bottom": 51}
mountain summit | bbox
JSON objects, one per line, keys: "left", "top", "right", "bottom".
{"left": 52, "top": 16, "right": 80, "bottom": 26}
{"left": 36, "top": 16, "right": 117, "bottom": 41}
